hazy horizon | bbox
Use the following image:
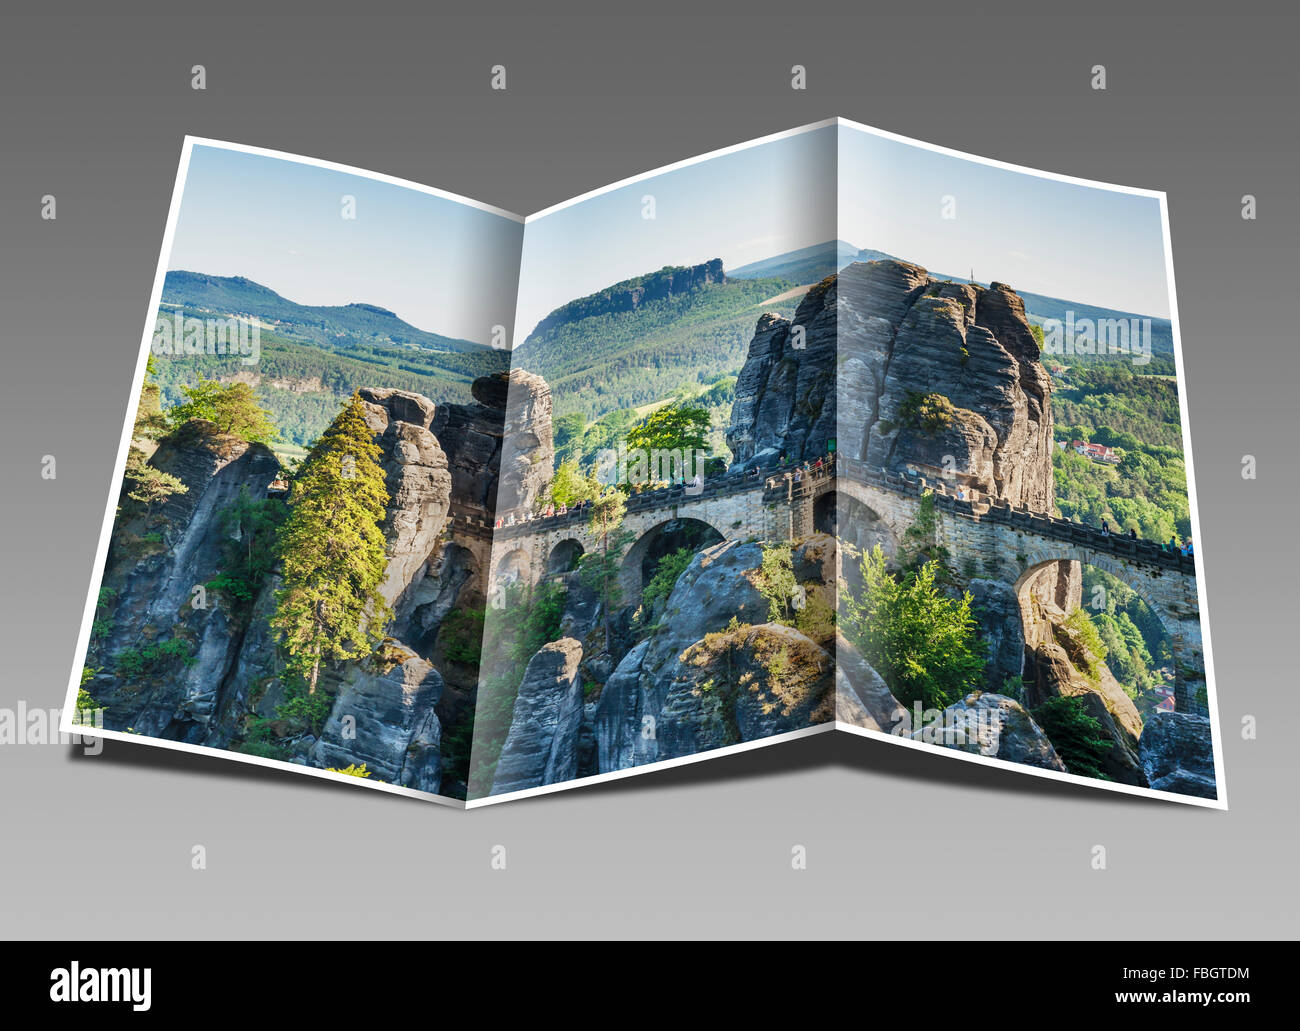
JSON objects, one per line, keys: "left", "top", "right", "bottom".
{"left": 166, "top": 144, "right": 523, "bottom": 345}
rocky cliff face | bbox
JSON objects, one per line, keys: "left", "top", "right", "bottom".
{"left": 302, "top": 388, "right": 457, "bottom": 790}
{"left": 497, "top": 369, "right": 555, "bottom": 514}
{"left": 89, "top": 375, "right": 531, "bottom": 799}
{"left": 491, "top": 638, "right": 586, "bottom": 794}
{"left": 90, "top": 421, "right": 282, "bottom": 742}
{"left": 591, "top": 538, "right": 834, "bottom": 776}
{"left": 727, "top": 276, "right": 838, "bottom": 470}
{"left": 728, "top": 260, "right": 1055, "bottom": 512}
{"left": 1018, "top": 560, "right": 1147, "bottom": 786}
{"left": 1139, "top": 711, "right": 1217, "bottom": 798}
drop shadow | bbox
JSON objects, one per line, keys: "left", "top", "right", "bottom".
{"left": 556, "top": 728, "right": 1164, "bottom": 810}
{"left": 71, "top": 726, "right": 1195, "bottom": 813}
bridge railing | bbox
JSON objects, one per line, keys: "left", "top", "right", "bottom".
{"left": 831, "top": 458, "right": 1196, "bottom": 574}
{"left": 481, "top": 456, "right": 1195, "bottom": 574}
{"left": 489, "top": 468, "right": 768, "bottom": 539}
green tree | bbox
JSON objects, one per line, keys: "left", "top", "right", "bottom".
{"left": 624, "top": 403, "right": 711, "bottom": 463}
{"left": 123, "top": 357, "right": 188, "bottom": 516}
{"left": 578, "top": 487, "right": 633, "bottom": 640}
{"left": 1032, "top": 695, "right": 1114, "bottom": 780}
{"left": 548, "top": 458, "right": 598, "bottom": 508}
{"left": 641, "top": 546, "right": 695, "bottom": 617}
{"left": 124, "top": 450, "right": 189, "bottom": 516}
{"left": 170, "top": 380, "right": 278, "bottom": 445}
{"left": 206, "top": 486, "right": 287, "bottom": 611}
{"left": 271, "top": 393, "right": 391, "bottom": 695}
{"left": 840, "top": 544, "right": 986, "bottom": 710}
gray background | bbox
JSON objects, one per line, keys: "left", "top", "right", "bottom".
{"left": 1, "top": 0, "right": 1293, "bottom": 939}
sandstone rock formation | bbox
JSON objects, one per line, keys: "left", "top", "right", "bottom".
{"left": 491, "top": 638, "right": 586, "bottom": 794}
{"left": 357, "top": 388, "right": 454, "bottom": 612}
{"left": 727, "top": 260, "right": 1055, "bottom": 512}
{"left": 1139, "top": 711, "right": 1217, "bottom": 799}
{"left": 1018, "top": 559, "right": 1147, "bottom": 786}
{"left": 834, "top": 637, "right": 906, "bottom": 732}
{"left": 89, "top": 372, "right": 544, "bottom": 798}
{"left": 91, "top": 420, "right": 282, "bottom": 741}
{"left": 928, "top": 691, "right": 1067, "bottom": 772}
{"left": 312, "top": 643, "right": 444, "bottom": 792}
{"left": 593, "top": 538, "right": 833, "bottom": 774}
{"left": 497, "top": 369, "right": 555, "bottom": 514}
{"left": 727, "top": 276, "right": 837, "bottom": 471}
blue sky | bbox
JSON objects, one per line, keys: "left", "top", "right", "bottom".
{"left": 838, "top": 125, "right": 1171, "bottom": 319}
{"left": 515, "top": 123, "right": 1172, "bottom": 343}
{"left": 515, "top": 126, "right": 837, "bottom": 345}
{"left": 169, "top": 131, "right": 1172, "bottom": 354}
{"left": 168, "top": 145, "right": 523, "bottom": 344}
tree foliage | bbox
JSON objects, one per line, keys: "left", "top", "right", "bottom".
{"left": 624, "top": 402, "right": 711, "bottom": 457}
{"left": 271, "top": 392, "right": 391, "bottom": 695}
{"left": 840, "top": 544, "right": 986, "bottom": 711}
{"left": 169, "top": 380, "right": 278, "bottom": 445}
{"left": 1031, "top": 695, "right": 1114, "bottom": 780}
{"left": 122, "top": 357, "right": 188, "bottom": 517}
{"left": 206, "top": 487, "right": 287, "bottom": 611}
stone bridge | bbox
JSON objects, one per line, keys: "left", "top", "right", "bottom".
{"left": 487, "top": 457, "right": 1205, "bottom": 710}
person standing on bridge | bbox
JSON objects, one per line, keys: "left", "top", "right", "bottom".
{"left": 1101, "top": 521, "right": 1110, "bottom": 536}
{"left": 1129, "top": 527, "right": 1138, "bottom": 540}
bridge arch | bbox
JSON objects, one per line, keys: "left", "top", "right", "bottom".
{"left": 819, "top": 481, "right": 911, "bottom": 556}
{"left": 546, "top": 537, "right": 585, "bottom": 576}
{"left": 619, "top": 516, "right": 726, "bottom": 606}
{"left": 1012, "top": 552, "right": 1183, "bottom": 713}
{"left": 492, "top": 547, "right": 533, "bottom": 588}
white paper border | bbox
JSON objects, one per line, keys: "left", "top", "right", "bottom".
{"left": 59, "top": 123, "right": 1226, "bottom": 812}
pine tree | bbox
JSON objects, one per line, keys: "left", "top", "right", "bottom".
{"left": 271, "top": 393, "right": 391, "bottom": 695}
{"left": 578, "top": 487, "right": 633, "bottom": 641}
{"left": 122, "top": 356, "right": 187, "bottom": 516}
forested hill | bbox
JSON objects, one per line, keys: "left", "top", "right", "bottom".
{"left": 513, "top": 259, "right": 801, "bottom": 420}
{"left": 152, "top": 272, "right": 509, "bottom": 449}
{"left": 733, "top": 242, "right": 1176, "bottom": 364}
{"left": 162, "top": 271, "right": 488, "bottom": 356}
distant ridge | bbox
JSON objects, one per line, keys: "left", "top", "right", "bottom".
{"left": 732, "top": 241, "right": 1173, "bottom": 356}
{"left": 514, "top": 258, "right": 798, "bottom": 420}
{"left": 161, "top": 270, "right": 488, "bottom": 354}
{"left": 728, "top": 240, "right": 859, "bottom": 282}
